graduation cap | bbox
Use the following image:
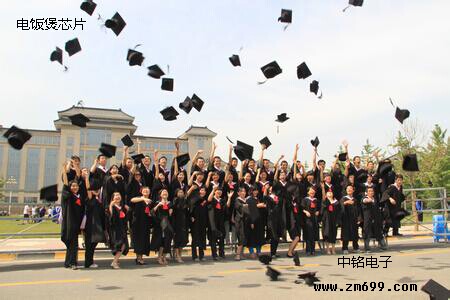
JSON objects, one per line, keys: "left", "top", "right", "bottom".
{"left": 395, "top": 107, "right": 410, "bottom": 124}
{"left": 40, "top": 185, "right": 58, "bottom": 202}
{"left": 68, "top": 113, "right": 90, "bottom": 128}
{"left": 160, "top": 106, "right": 179, "bottom": 121}
{"left": 266, "top": 266, "right": 281, "bottom": 281}
{"left": 258, "top": 254, "right": 272, "bottom": 265}
{"left": 298, "top": 271, "right": 320, "bottom": 286}
{"left": 275, "top": 113, "right": 289, "bottom": 123}
{"left": 395, "top": 208, "right": 410, "bottom": 221}
{"left": 161, "top": 78, "right": 174, "bottom": 91}
{"left": 179, "top": 97, "right": 193, "bottom": 114}
{"left": 98, "top": 143, "right": 116, "bottom": 158}
{"left": 147, "top": 65, "right": 165, "bottom": 79}
{"left": 378, "top": 162, "right": 393, "bottom": 177}
{"left": 402, "top": 153, "right": 419, "bottom": 172}
{"left": 127, "top": 49, "right": 144, "bottom": 66}
{"left": 65, "top": 38, "right": 82, "bottom": 56}
{"left": 278, "top": 9, "right": 292, "bottom": 23}
{"left": 105, "top": 12, "right": 126, "bottom": 36}
{"left": 50, "top": 47, "right": 63, "bottom": 65}
{"left": 229, "top": 54, "right": 241, "bottom": 67}
{"left": 131, "top": 153, "right": 145, "bottom": 164}
{"left": 293, "top": 251, "right": 300, "bottom": 266}
{"left": 3, "top": 126, "right": 32, "bottom": 150}
{"left": 259, "top": 136, "right": 272, "bottom": 149}
{"left": 343, "top": 0, "right": 364, "bottom": 12}
{"left": 338, "top": 152, "right": 348, "bottom": 161}
{"left": 121, "top": 134, "right": 134, "bottom": 147}
{"left": 80, "top": 0, "right": 97, "bottom": 16}
{"left": 297, "top": 62, "right": 312, "bottom": 79}
{"left": 421, "top": 279, "right": 450, "bottom": 300}
{"left": 234, "top": 140, "right": 254, "bottom": 161}
{"left": 261, "top": 61, "right": 282, "bottom": 79}
{"left": 176, "top": 153, "right": 190, "bottom": 167}
{"left": 310, "top": 80, "right": 319, "bottom": 95}
{"left": 191, "top": 94, "right": 204, "bottom": 112}
{"left": 310, "top": 136, "right": 320, "bottom": 148}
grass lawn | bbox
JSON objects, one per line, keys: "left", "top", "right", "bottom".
{"left": 0, "top": 215, "right": 60, "bottom": 239}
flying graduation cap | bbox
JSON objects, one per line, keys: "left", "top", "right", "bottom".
{"left": 127, "top": 49, "right": 145, "bottom": 66}
{"left": 50, "top": 47, "right": 63, "bottom": 65}
{"left": 105, "top": 12, "right": 126, "bottom": 36}
{"left": 80, "top": 0, "right": 97, "bottom": 16}
{"left": 259, "top": 137, "right": 272, "bottom": 149}
{"left": 98, "top": 143, "right": 116, "bottom": 158}
{"left": 297, "top": 62, "right": 312, "bottom": 79}
{"left": 258, "top": 254, "right": 272, "bottom": 265}
{"left": 310, "top": 80, "right": 319, "bottom": 95}
{"left": 229, "top": 54, "right": 241, "bottom": 67}
{"left": 191, "top": 94, "right": 204, "bottom": 112}
{"left": 311, "top": 136, "right": 320, "bottom": 148}
{"left": 40, "top": 185, "right": 58, "bottom": 202}
{"left": 275, "top": 113, "right": 289, "bottom": 123}
{"left": 121, "top": 134, "right": 134, "bottom": 147}
{"left": 131, "top": 153, "right": 145, "bottom": 164}
{"left": 297, "top": 271, "right": 320, "bottom": 286}
{"left": 176, "top": 153, "right": 190, "bottom": 167}
{"left": 179, "top": 96, "right": 193, "bottom": 114}
{"left": 343, "top": 0, "right": 364, "bottom": 12}
{"left": 234, "top": 140, "right": 254, "bottom": 161}
{"left": 389, "top": 97, "right": 410, "bottom": 124}
{"left": 147, "top": 65, "right": 165, "bottom": 79}
{"left": 338, "top": 152, "right": 348, "bottom": 161}
{"left": 278, "top": 9, "right": 292, "bottom": 23}
{"left": 160, "top": 106, "right": 179, "bottom": 121}
{"left": 402, "top": 153, "right": 419, "bottom": 172}
{"left": 421, "top": 279, "right": 450, "bottom": 300}
{"left": 68, "top": 113, "right": 90, "bottom": 128}
{"left": 261, "top": 61, "right": 282, "bottom": 79}
{"left": 3, "top": 126, "right": 32, "bottom": 150}
{"left": 266, "top": 266, "right": 281, "bottom": 281}
{"left": 161, "top": 78, "right": 174, "bottom": 91}
{"left": 65, "top": 38, "right": 82, "bottom": 56}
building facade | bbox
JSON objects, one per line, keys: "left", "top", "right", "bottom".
{"left": 0, "top": 106, "right": 216, "bottom": 204}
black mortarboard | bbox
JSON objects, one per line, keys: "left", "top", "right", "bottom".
{"left": 68, "top": 113, "right": 90, "bottom": 128}
{"left": 160, "top": 106, "right": 179, "bottom": 121}
{"left": 349, "top": 0, "right": 364, "bottom": 7}
{"left": 259, "top": 137, "right": 272, "bottom": 149}
{"left": 258, "top": 254, "right": 272, "bottom": 265}
{"left": 298, "top": 271, "right": 318, "bottom": 279}
{"left": 297, "top": 62, "right": 312, "bottom": 79}
{"left": 131, "top": 153, "right": 145, "bottom": 164}
{"left": 278, "top": 9, "right": 292, "bottom": 23}
{"left": 275, "top": 113, "right": 289, "bottom": 123}
{"left": 338, "top": 152, "right": 348, "bottom": 161}
{"left": 127, "top": 49, "right": 144, "bottom": 66}
{"left": 65, "top": 38, "right": 82, "bottom": 57}
{"left": 298, "top": 271, "right": 320, "bottom": 286}
{"left": 293, "top": 252, "right": 300, "bottom": 266}
{"left": 310, "top": 136, "right": 320, "bottom": 148}
{"left": 121, "top": 134, "right": 134, "bottom": 147}
{"left": 98, "top": 143, "right": 116, "bottom": 158}
{"left": 402, "top": 153, "right": 419, "bottom": 172}
{"left": 395, "top": 107, "right": 410, "bottom": 124}
{"left": 421, "top": 279, "right": 450, "bottom": 300}
{"left": 50, "top": 47, "right": 63, "bottom": 65}
{"left": 395, "top": 208, "right": 410, "bottom": 221}
{"left": 105, "top": 12, "right": 126, "bottom": 36}
{"left": 80, "top": 0, "right": 97, "bottom": 16}
{"left": 191, "top": 94, "right": 204, "bottom": 112}
{"left": 229, "top": 54, "right": 241, "bottom": 67}
{"left": 147, "top": 65, "right": 165, "bottom": 79}
{"left": 3, "top": 126, "right": 32, "bottom": 150}
{"left": 261, "top": 61, "right": 282, "bottom": 79}
{"left": 310, "top": 80, "right": 319, "bottom": 95}
{"left": 176, "top": 153, "right": 190, "bottom": 167}
{"left": 40, "top": 185, "right": 58, "bottom": 202}
{"left": 266, "top": 266, "right": 281, "bottom": 281}
{"left": 179, "top": 97, "right": 193, "bottom": 114}
{"left": 378, "top": 162, "right": 393, "bottom": 177}
{"left": 161, "top": 78, "right": 174, "bottom": 91}
{"left": 234, "top": 140, "right": 254, "bottom": 161}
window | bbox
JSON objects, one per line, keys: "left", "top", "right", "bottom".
{"left": 197, "top": 137, "right": 205, "bottom": 149}
{"left": 66, "top": 148, "right": 73, "bottom": 160}
{"left": 153, "top": 142, "right": 159, "bottom": 150}
{"left": 44, "top": 148, "right": 59, "bottom": 186}
{"left": 6, "top": 148, "right": 21, "bottom": 190}
{"left": 167, "top": 143, "right": 175, "bottom": 151}
{"left": 81, "top": 129, "right": 111, "bottom": 146}
{"left": 24, "top": 197, "right": 37, "bottom": 204}
{"left": 165, "top": 154, "right": 174, "bottom": 169}
{"left": 66, "top": 136, "right": 74, "bottom": 146}
{"left": 29, "top": 135, "right": 60, "bottom": 145}
{"left": 7, "top": 197, "right": 18, "bottom": 204}
{"left": 181, "top": 142, "right": 188, "bottom": 153}
{"left": 81, "top": 150, "right": 98, "bottom": 167}
{"left": 25, "top": 148, "right": 41, "bottom": 192}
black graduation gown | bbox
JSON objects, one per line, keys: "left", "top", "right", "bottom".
{"left": 119, "top": 164, "right": 132, "bottom": 185}
{"left": 152, "top": 165, "right": 171, "bottom": 186}
{"left": 321, "top": 199, "right": 341, "bottom": 243}
{"left": 61, "top": 191, "right": 84, "bottom": 246}
{"left": 228, "top": 165, "right": 239, "bottom": 184}
{"left": 234, "top": 197, "right": 249, "bottom": 246}
{"left": 331, "top": 171, "right": 344, "bottom": 200}
{"left": 207, "top": 197, "right": 227, "bottom": 243}
{"left": 104, "top": 176, "right": 126, "bottom": 207}
{"left": 90, "top": 167, "right": 108, "bottom": 193}
{"left": 109, "top": 205, "right": 129, "bottom": 255}
{"left": 169, "top": 180, "right": 187, "bottom": 201}
{"left": 361, "top": 197, "right": 383, "bottom": 240}
{"left": 151, "top": 179, "right": 168, "bottom": 202}
{"left": 287, "top": 196, "right": 302, "bottom": 240}
{"left": 340, "top": 195, "right": 359, "bottom": 241}
{"left": 245, "top": 197, "right": 265, "bottom": 247}
{"left": 84, "top": 195, "right": 106, "bottom": 244}
{"left": 239, "top": 181, "right": 253, "bottom": 196}
{"left": 272, "top": 181, "right": 289, "bottom": 234}
{"left": 243, "top": 166, "right": 257, "bottom": 184}
{"left": 301, "top": 197, "right": 320, "bottom": 242}
{"left": 190, "top": 165, "right": 208, "bottom": 184}
{"left": 208, "top": 164, "right": 226, "bottom": 185}
{"left": 140, "top": 165, "right": 154, "bottom": 190}
{"left": 125, "top": 178, "right": 143, "bottom": 206}
{"left": 150, "top": 202, "right": 173, "bottom": 253}
{"left": 131, "top": 200, "right": 151, "bottom": 255}
{"left": 173, "top": 197, "right": 189, "bottom": 248}
{"left": 381, "top": 184, "right": 405, "bottom": 228}
{"left": 222, "top": 181, "right": 237, "bottom": 226}
{"left": 265, "top": 194, "right": 283, "bottom": 241}
{"left": 189, "top": 194, "right": 208, "bottom": 249}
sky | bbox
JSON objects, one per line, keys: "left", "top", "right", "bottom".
{"left": 0, "top": 0, "right": 449, "bottom": 165}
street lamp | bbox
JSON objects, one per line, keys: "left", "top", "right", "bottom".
{"left": 6, "top": 176, "right": 17, "bottom": 216}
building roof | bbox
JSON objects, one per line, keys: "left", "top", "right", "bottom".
{"left": 178, "top": 126, "right": 217, "bottom": 139}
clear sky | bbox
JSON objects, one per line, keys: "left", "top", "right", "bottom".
{"left": 1, "top": 0, "right": 449, "bottom": 165}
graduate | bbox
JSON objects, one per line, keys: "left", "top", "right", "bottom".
{"left": 264, "top": 185, "right": 283, "bottom": 258}
{"left": 381, "top": 174, "right": 405, "bottom": 236}
{"left": 187, "top": 184, "right": 208, "bottom": 261}
{"left": 208, "top": 142, "right": 226, "bottom": 184}
{"left": 362, "top": 186, "right": 387, "bottom": 252}
{"left": 227, "top": 145, "right": 240, "bottom": 184}
{"left": 286, "top": 187, "right": 302, "bottom": 257}
{"left": 222, "top": 171, "right": 237, "bottom": 247}
{"left": 103, "top": 164, "right": 126, "bottom": 207}
{"left": 61, "top": 163, "right": 85, "bottom": 270}
{"left": 234, "top": 187, "right": 249, "bottom": 260}
{"left": 108, "top": 192, "right": 129, "bottom": 269}
{"left": 320, "top": 189, "right": 341, "bottom": 255}
{"left": 170, "top": 159, "right": 187, "bottom": 200}
{"left": 245, "top": 186, "right": 265, "bottom": 258}
{"left": 152, "top": 154, "right": 171, "bottom": 187}
{"left": 152, "top": 151, "right": 168, "bottom": 202}
{"left": 190, "top": 150, "right": 208, "bottom": 182}
{"left": 89, "top": 154, "right": 109, "bottom": 199}
{"left": 119, "top": 146, "right": 134, "bottom": 184}
{"left": 130, "top": 186, "right": 152, "bottom": 265}
{"left": 172, "top": 189, "right": 189, "bottom": 263}
{"left": 207, "top": 186, "right": 229, "bottom": 260}
{"left": 301, "top": 186, "right": 320, "bottom": 256}
{"left": 150, "top": 189, "right": 174, "bottom": 265}
{"left": 140, "top": 155, "right": 154, "bottom": 190}
{"left": 84, "top": 170, "right": 106, "bottom": 268}
{"left": 340, "top": 185, "right": 360, "bottom": 254}
{"left": 64, "top": 155, "right": 81, "bottom": 183}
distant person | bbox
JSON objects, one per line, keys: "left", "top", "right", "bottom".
{"left": 416, "top": 200, "right": 424, "bottom": 222}
{"left": 23, "top": 204, "right": 30, "bottom": 224}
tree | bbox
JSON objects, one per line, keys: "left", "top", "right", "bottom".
{"left": 0, "top": 178, "right": 4, "bottom": 201}
{"left": 360, "top": 139, "right": 385, "bottom": 166}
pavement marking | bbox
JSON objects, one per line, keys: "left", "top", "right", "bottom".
{"left": 397, "top": 248, "right": 450, "bottom": 257}
{"left": 0, "top": 278, "right": 91, "bottom": 287}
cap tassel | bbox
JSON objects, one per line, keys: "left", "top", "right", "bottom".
{"left": 342, "top": 5, "right": 350, "bottom": 12}
{"left": 63, "top": 65, "right": 69, "bottom": 72}
{"left": 389, "top": 97, "right": 395, "bottom": 107}
{"left": 134, "top": 44, "right": 142, "bottom": 49}
{"left": 283, "top": 24, "right": 290, "bottom": 31}
{"left": 167, "top": 64, "right": 170, "bottom": 74}
{"left": 257, "top": 80, "right": 267, "bottom": 85}
{"left": 318, "top": 91, "right": 323, "bottom": 99}
{"left": 98, "top": 14, "right": 107, "bottom": 33}
{"left": 277, "top": 125, "right": 279, "bottom": 134}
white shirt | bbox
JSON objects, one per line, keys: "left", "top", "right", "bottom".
{"left": 23, "top": 205, "right": 29, "bottom": 215}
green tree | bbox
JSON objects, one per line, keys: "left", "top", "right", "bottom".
{"left": 360, "top": 139, "right": 385, "bottom": 166}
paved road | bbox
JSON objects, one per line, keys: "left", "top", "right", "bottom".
{"left": 0, "top": 238, "right": 448, "bottom": 300}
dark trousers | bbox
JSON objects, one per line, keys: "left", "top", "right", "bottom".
{"left": 84, "top": 242, "right": 97, "bottom": 267}
{"left": 306, "top": 239, "right": 316, "bottom": 254}
{"left": 211, "top": 237, "right": 225, "bottom": 258}
{"left": 191, "top": 246, "right": 204, "bottom": 259}
{"left": 270, "top": 239, "right": 279, "bottom": 256}
{"left": 342, "top": 240, "right": 359, "bottom": 251}
{"left": 64, "top": 238, "right": 78, "bottom": 267}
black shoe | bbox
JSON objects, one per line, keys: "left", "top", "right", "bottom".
{"left": 212, "top": 257, "right": 218, "bottom": 261}
{"left": 192, "top": 257, "right": 198, "bottom": 262}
